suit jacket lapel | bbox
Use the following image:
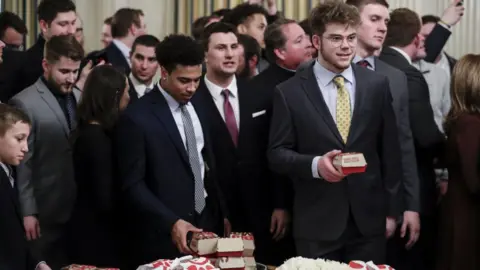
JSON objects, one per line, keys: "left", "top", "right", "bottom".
{"left": 346, "top": 65, "right": 368, "bottom": 145}
{"left": 237, "top": 80, "right": 250, "bottom": 148}
{"left": 196, "top": 80, "right": 237, "bottom": 151}
{"left": 0, "top": 168, "right": 22, "bottom": 221}
{"left": 149, "top": 87, "right": 189, "bottom": 166}
{"left": 300, "top": 67, "right": 344, "bottom": 144}
{"left": 35, "top": 79, "right": 70, "bottom": 136}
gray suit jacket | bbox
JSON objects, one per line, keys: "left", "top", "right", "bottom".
{"left": 375, "top": 58, "right": 420, "bottom": 213}
{"left": 10, "top": 79, "right": 80, "bottom": 225}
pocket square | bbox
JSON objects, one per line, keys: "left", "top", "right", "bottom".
{"left": 252, "top": 110, "right": 266, "bottom": 118}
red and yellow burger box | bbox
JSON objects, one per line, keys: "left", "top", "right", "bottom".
{"left": 333, "top": 152, "right": 367, "bottom": 175}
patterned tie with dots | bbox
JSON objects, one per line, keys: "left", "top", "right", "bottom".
{"left": 333, "top": 76, "right": 351, "bottom": 143}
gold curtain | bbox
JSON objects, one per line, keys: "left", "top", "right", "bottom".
{"left": 175, "top": 0, "right": 317, "bottom": 35}
{"left": 4, "top": 0, "right": 38, "bottom": 49}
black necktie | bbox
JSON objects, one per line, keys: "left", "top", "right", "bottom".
{"left": 65, "top": 94, "right": 76, "bottom": 130}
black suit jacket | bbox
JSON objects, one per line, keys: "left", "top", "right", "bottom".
{"left": 0, "top": 168, "right": 40, "bottom": 270}
{"left": 116, "top": 86, "right": 227, "bottom": 262}
{"left": 195, "top": 78, "right": 288, "bottom": 227}
{"left": 379, "top": 47, "right": 445, "bottom": 214}
{"left": 127, "top": 77, "right": 140, "bottom": 105}
{"left": 0, "top": 35, "right": 45, "bottom": 102}
{"left": 268, "top": 64, "right": 402, "bottom": 241}
{"left": 83, "top": 42, "right": 131, "bottom": 75}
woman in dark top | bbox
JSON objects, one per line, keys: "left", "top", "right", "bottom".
{"left": 437, "top": 54, "right": 480, "bottom": 270}
{"left": 68, "top": 65, "right": 130, "bottom": 267}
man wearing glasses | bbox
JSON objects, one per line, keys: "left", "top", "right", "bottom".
{"left": 267, "top": 1, "right": 402, "bottom": 264}
{"left": 0, "top": 11, "right": 27, "bottom": 51}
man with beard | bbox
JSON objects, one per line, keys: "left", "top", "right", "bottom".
{"left": 0, "top": 0, "right": 77, "bottom": 102}
{"left": 346, "top": 0, "right": 421, "bottom": 250}
{"left": 268, "top": 1, "right": 402, "bottom": 263}
{"left": 9, "top": 35, "right": 84, "bottom": 270}
{"left": 194, "top": 22, "right": 291, "bottom": 265}
{"left": 236, "top": 34, "right": 261, "bottom": 79}
{"left": 128, "top": 34, "right": 160, "bottom": 104}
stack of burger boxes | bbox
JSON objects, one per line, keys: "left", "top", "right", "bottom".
{"left": 190, "top": 232, "right": 256, "bottom": 270}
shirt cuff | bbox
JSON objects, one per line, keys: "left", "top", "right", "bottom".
{"left": 35, "top": 261, "right": 46, "bottom": 270}
{"left": 438, "top": 21, "right": 452, "bottom": 31}
{"left": 312, "top": 156, "right": 322, "bottom": 178}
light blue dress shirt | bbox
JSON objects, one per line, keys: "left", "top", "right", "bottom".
{"left": 310, "top": 60, "right": 356, "bottom": 178}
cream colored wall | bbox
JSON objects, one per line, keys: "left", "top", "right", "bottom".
{"left": 74, "top": 0, "right": 175, "bottom": 53}
{"left": 73, "top": 0, "right": 477, "bottom": 57}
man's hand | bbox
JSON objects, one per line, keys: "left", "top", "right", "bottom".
{"left": 441, "top": 0, "right": 465, "bottom": 26}
{"left": 171, "top": 219, "right": 202, "bottom": 254}
{"left": 317, "top": 150, "right": 344, "bottom": 182}
{"left": 36, "top": 263, "right": 52, "bottom": 270}
{"left": 223, "top": 218, "right": 232, "bottom": 237}
{"left": 270, "top": 209, "right": 289, "bottom": 241}
{"left": 439, "top": 181, "right": 448, "bottom": 196}
{"left": 385, "top": 217, "right": 396, "bottom": 239}
{"left": 76, "top": 60, "right": 106, "bottom": 91}
{"left": 401, "top": 211, "right": 420, "bottom": 249}
{"left": 24, "top": 216, "right": 41, "bottom": 241}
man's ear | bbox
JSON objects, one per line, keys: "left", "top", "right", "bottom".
{"left": 237, "top": 24, "right": 248, "bottom": 34}
{"left": 312, "top": 34, "right": 321, "bottom": 50}
{"left": 274, "top": 48, "right": 286, "bottom": 61}
{"left": 41, "top": 59, "right": 50, "bottom": 74}
{"left": 39, "top": 20, "right": 49, "bottom": 36}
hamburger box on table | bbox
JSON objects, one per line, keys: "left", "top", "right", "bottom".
{"left": 333, "top": 153, "right": 367, "bottom": 175}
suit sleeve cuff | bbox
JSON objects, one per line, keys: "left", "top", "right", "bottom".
{"left": 438, "top": 21, "right": 452, "bottom": 31}
{"left": 312, "top": 156, "right": 322, "bottom": 178}
{"left": 35, "top": 261, "right": 46, "bottom": 270}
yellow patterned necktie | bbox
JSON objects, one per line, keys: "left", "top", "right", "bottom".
{"left": 333, "top": 76, "right": 351, "bottom": 143}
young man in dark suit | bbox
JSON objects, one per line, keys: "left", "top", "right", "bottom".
{"left": 127, "top": 34, "right": 159, "bottom": 104}
{"left": 116, "top": 34, "right": 229, "bottom": 267}
{"left": 379, "top": 8, "right": 446, "bottom": 270}
{"left": 0, "top": 0, "right": 77, "bottom": 102}
{"left": 346, "top": 0, "right": 421, "bottom": 250}
{"left": 268, "top": 1, "right": 402, "bottom": 264}
{"left": 0, "top": 104, "right": 51, "bottom": 270}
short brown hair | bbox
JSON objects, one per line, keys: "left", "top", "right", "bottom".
{"left": 0, "top": 104, "right": 31, "bottom": 137}
{"left": 385, "top": 8, "right": 421, "bottom": 47}
{"left": 264, "top": 18, "right": 296, "bottom": 61}
{"left": 104, "top": 16, "right": 112, "bottom": 25}
{"left": 309, "top": 0, "right": 361, "bottom": 36}
{"left": 44, "top": 35, "right": 84, "bottom": 64}
{"left": 111, "top": 8, "right": 144, "bottom": 38}
{"left": 345, "top": 0, "right": 389, "bottom": 10}
{"left": 445, "top": 54, "right": 480, "bottom": 132}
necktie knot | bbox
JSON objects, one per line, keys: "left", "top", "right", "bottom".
{"left": 356, "top": 60, "right": 370, "bottom": 68}
{"left": 333, "top": 76, "right": 345, "bottom": 89}
{"left": 221, "top": 89, "right": 230, "bottom": 99}
{"left": 145, "top": 87, "right": 153, "bottom": 94}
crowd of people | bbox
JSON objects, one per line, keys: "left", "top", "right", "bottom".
{"left": 0, "top": 0, "right": 477, "bottom": 270}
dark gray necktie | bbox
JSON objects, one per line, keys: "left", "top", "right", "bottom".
{"left": 65, "top": 94, "right": 76, "bottom": 130}
{"left": 180, "top": 105, "right": 205, "bottom": 214}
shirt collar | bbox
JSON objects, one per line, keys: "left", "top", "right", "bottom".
{"left": 112, "top": 39, "right": 131, "bottom": 60}
{"left": 390, "top": 46, "right": 412, "bottom": 65}
{"left": 0, "top": 162, "right": 11, "bottom": 178}
{"left": 204, "top": 75, "right": 238, "bottom": 100}
{"left": 129, "top": 73, "right": 155, "bottom": 90}
{"left": 313, "top": 60, "right": 354, "bottom": 87}
{"left": 157, "top": 82, "right": 188, "bottom": 111}
{"left": 352, "top": 55, "right": 375, "bottom": 70}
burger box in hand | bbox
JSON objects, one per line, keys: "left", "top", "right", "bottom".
{"left": 216, "top": 257, "right": 246, "bottom": 270}
{"left": 229, "top": 232, "right": 255, "bottom": 257}
{"left": 216, "top": 238, "right": 244, "bottom": 257}
{"left": 189, "top": 231, "right": 219, "bottom": 256}
{"left": 333, "top": 153, "right": 367, "bottom": 175}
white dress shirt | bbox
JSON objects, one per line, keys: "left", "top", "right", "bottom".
{"left": 436, "top": 52, "right": 452, "bottom": 81}
{"left": 0, "top": 162, "right": 13, "bottom": 187}
{"left": 311, "top": 60, "right": 356, "bottom": 178}
{"left": 129, "top": 73, "right": 155, "bottom": 98}
{"left": 158, "top": 84, "right": 207, "bottom": 197}
{"left": 204, "top": 75, "right": 240, "bottom": 129}
{"left": 112, "top": 39, "right": 131, "bottom": 66}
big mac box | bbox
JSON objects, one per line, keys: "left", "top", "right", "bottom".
{"left": 216, "top": 237, "right": 244, "bottom": 257}
{"left": 333, "top": 152, "right": 367, "bottom": 175}
{"left": 189, "top": 231, "right": 219, "bottom": 256}
{"left": 216, "top": 257, "right": 246, "bottom": 270}
{"left": 229, "top": 232, "right": 255, "bottom": 257}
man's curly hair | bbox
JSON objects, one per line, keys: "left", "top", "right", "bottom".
{"left": 155, "top": 34, "right": 204, "bottom": 73}
{"left": 309, "top": 0, "right": 361, "bottom": 36}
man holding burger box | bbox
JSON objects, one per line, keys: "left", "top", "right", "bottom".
{"left": 267, "top": 0, "right": 402, "bottom": 264}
